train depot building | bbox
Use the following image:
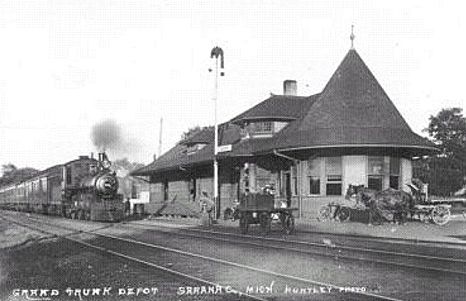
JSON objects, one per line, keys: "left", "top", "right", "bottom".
{"left": 133, "top": 47, "right": 436, "bottom": 218}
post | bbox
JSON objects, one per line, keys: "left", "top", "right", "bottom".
{"left": 213, "top": 57, "right": 219, "bottom": 220}
{"left": 210, "top": 46, "right": 224, "bottom": 220}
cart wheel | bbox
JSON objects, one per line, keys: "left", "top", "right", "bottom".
{"left": 430, "top": 206, "right": 451, "bottom": 225}
{"left": 282, "top": 214, "right": 295, "bottom": 235}
{"left": 239, "top": 213, "right": 249, "bottom": 234}
{"left": 259, "top": 212, "right": 271, "bottom": 235}
{"left": 337, "top": 207, "right": 351, "bottom": 222}
{"left": 318, "top": 205, "right": 331, "bottom": 221}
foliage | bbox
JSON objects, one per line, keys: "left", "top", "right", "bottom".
{"left": 111, "top": 158, "right": 147, "bottom": 199}
{"left": 179, "top": 125, "right": 211, "bottom": 143}
{"left": 426, "top": 107, "right": 466, "bottom": 162}
{"left": 0, "top": 164, "right": 39, "bottom": 187}
{"left": 414, "top": 107, "right": 466, "bottom": 196}
{"left": 112, "top": 158, "right": 145, "bottom": 173}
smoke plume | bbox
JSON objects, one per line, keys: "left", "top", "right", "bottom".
{"left": 91, "top": 119, "right": 123, "bottom": 152}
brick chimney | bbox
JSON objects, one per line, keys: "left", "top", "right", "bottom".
{"left": 283, "top": 80, "right": 297, "bottom": 96}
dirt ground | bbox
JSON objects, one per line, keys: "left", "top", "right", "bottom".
{"left": 0, "top": 218, "right": 239, "bottom": 301}
{"left": 0, "top": 219, "right": 45, "bottom": 249}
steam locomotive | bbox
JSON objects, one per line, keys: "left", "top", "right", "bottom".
{"left": 0, "top": 152, "right": 124, "bottom": 222}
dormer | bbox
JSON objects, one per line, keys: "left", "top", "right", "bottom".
{"left": 230, "top": 80, "right": 312, "bottom": 140}
{"left": 240, "top": 120, "right": 290, "bottom": 139}
{"left": 185, "top": 142, "right": 207, "bottom": 155}
{"left": 179, "top": 127, "right": 214, "bottom": 155}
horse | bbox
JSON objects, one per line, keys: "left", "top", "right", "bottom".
{"left": 345, "top": 185, "right": 383, "bottom": 224}
{"left": 375, "top": 188, "right": 413, "bottom": 224}
{"left": 345, "top": 185, "right": 413, "bottom": 225}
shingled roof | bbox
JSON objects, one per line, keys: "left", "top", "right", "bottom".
{"left": 272, "top": 49, "right": 436, "bottom": 151}
{"left": 133, "top": 48, "right": 436, "bottom": 176}
{"left": 230, "top": 95, "right": 312, "bottom": 123}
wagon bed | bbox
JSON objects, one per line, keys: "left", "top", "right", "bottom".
{"left": 236, "top": 193, "right": 297, "bottom": 234}
{"left": 237, "top": 207, "right": 298, "bottom": 235}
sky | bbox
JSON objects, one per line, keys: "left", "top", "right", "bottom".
{"left": 0, "top": 0, "right": 465, "bottom": 170}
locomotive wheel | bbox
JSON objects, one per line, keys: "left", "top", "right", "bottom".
{"left": 239, "top": 213, "right": 249, "bottom": 234}
{"left": 337, "top": 207, "right": 351, "bottom": 222}
{"left": 259, "top": 212, "right": 271, "bottom": 235}
{"left": 430, "top": 206, "right": 451, "bottom": 226}
{"left": 282, "top": 214, "right": 295, "bottom": 235}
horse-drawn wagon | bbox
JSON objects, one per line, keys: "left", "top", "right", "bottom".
{"left": 318, "top": 183, "right": 454, "bottom": 226}
{"left": 236, "top": 193, "right": 297, "bottom": 235}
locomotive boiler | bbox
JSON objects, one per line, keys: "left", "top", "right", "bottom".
{"left": 0, "top": 152, "right": 124, "bottom": 222}
{"left": 64, "top": 152, "right": 124, "bottom": 221}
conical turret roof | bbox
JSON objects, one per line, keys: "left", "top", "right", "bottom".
{"left": 273, "top": 49, "right": 436, "bottom": 151}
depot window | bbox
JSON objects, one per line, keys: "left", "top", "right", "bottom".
{"left": 389, "top": 157, "right": 400, "bottom": 189}
{"left": 307, "top": 158, "right": 320, "bottom": 195}
{"left": 253, "top": 121, "right": 273, "bottom": 133}
{"left": 368, "top": 156, "right": 384, "bottom": 191}
{"left": 325, "top": 157, "right": 342, "bottom": 196}
{"left": 66, "top": 166, "right": 72, "bottom": 185}
{"left": 291, "top": 165, "right": 298, "bottom": 195}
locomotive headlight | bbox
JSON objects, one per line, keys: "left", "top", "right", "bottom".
{"left": 96, "top": 174, "right": 118, "bottom": 195}
{"left": 102, "top": 160, "right": 111, "bottom": 169}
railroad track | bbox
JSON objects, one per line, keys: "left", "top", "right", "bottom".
{"left": 123, "top": 220, "right": 466, "bottom": 276}
{"left": 0, "top": 211, "right": 403, "bottom": 301}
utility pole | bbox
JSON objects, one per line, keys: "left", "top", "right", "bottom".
{"left": 158, "top": 117, "right": 163, "bottom": 158}
{"left": 209, "top": 46, "right": 224, "bottom": 220}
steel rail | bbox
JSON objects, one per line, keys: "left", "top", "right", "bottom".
{"left": 121, "top": 222, "right": 466, "bottom": 276}
{"left": 127, "top": 221, "right": 466, "bottom": 264}
{"left": 0, "top": 214, "right": 266, "bottom": 301}
{"left": 1, "top": 212, "right": 402, "bottom": 301}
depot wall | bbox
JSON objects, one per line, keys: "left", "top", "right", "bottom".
{"left": 146, "top": 154, "right": 413, "bottom": 218}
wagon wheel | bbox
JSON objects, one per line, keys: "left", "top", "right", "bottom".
{"left": 259, "top": 212, "right": 271, "bottom": 235}
{"left": 239, "top": 213, "right": 249, "bottom": 234}
{"left": 430, "top": 206, "right": 451, "bottom": 226}
{"left": 281, "top": 213, "right": 295, "bottom": 235}
{"left": 318, "top": 205, "right": 331, "bottom": 221}
{"left": 337, "top": 207, "right": 351, "bottom": 222}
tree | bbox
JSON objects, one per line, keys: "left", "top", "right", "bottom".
{"left": 1, "top": 163, "right": 17, "bottom": 177}
{"left": 180, "top": 125, "right": 211, "bottom": 142}
{"left": 414, "top": 107, "right": 466, "bottom": 196}
{"left": 111, "top": 158, "right": 147, "bottom": 199}
{"left": 0, "top": 164, "right": 39, "bottom": 187}
{"left": 427, "top": 107, "right": 466, "bottom": 163}
{"left": 112, "top": 158, "right": 145, "bottom": 176}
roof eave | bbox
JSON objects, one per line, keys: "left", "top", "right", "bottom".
{"left": 276, "top": 144, "right": 439, "bottom": 153}
{"left": 231, "top": 116, "right": 297, "bottom": 125}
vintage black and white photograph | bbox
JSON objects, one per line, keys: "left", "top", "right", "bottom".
{"left": 1, "top": 1, "right": 465, "bottom": 300}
